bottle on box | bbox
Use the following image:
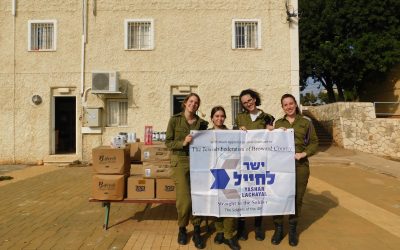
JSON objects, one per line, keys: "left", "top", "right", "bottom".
{"left": 145, "top": 126, "right": 153, "bottom": 145}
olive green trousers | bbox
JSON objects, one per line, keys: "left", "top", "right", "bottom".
{"left": 171, "top": 155, "right": 202, "bottom": 227}
{"left": 273, "top": 164, "right": 310, "bottom": 224}
{"left": 215, "top": 217, "right": 236, "bottom": 239}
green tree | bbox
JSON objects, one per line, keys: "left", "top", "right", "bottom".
{"left": 299, "top": 0, "right": 400, "bottom": 103}
{"left": 300, "top": 92, "right": 318, "bottom": 106}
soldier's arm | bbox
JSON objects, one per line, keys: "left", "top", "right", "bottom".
{"left": 165, "top": 117, "right": 184, "bottom": 150}
{"left": 305, "top": 122, "right": 319, "bottom": 157}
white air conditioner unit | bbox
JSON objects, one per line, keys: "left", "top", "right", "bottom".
{"left": 91, "top": 71, "right": 120, "bottom": 93}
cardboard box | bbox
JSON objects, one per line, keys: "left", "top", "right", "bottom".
{"left": 156, "top": 178, "right": 176, "bottom": 199}
{"left": 127, "top": 176, "right": 155, "bottom": 199}
{"left": 92, "top": 146, "right": 130, "bottom": 174}
{"left": 141, "top": 144, "right": 171, "bottom": 161}
{"left": 128, "top": 142, "right": 144, "bottom": 162}
{"left": 130, "top": 163, "right": 143, "bottom": 175}
{"left": 92, "top": 175, "right": 125, "bottom": 200}
{"left": 143, "top": 161, "right": 172, "bottom": 178}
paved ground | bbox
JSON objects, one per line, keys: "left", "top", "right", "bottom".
{"left": 0, "top": 145, "right": 399, "bottom": 249}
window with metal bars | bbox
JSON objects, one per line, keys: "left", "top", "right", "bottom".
{"left": 28, "top": 20, "right": 56, "bottom": 51}
{"left": 231, "top": 96, "right": 243, "bottom": 128}
{"left": 232, "top": 19, "right": 261, "bottom": 49}
{"left": 125, "top": 19, "right": 154, "bottom": 50}
{"left": 107, "top": 99, "right": 128, "bottom": 127}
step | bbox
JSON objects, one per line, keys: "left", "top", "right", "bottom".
{"left": 43, "top": 154, "right": 79, "bottom": 166}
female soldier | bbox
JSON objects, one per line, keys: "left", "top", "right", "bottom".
{"left": 270, "top": 93, "right": 318, "bottom": 246}
{"left": 165, "top": 93, "right": 209, "bottom": 249}
{"left": 210, "top": 106, "right": 240, "bottom": 250}
{"left": 235, "top": 89, "right": 275, "bottom": 241}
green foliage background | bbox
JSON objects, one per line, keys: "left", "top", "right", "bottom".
{"left": 299, "top": 0, "right": 400, "bottom": 103}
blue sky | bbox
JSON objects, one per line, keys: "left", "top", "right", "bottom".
{"left": 301, "top": 78, "right": 323, "bottom": 95}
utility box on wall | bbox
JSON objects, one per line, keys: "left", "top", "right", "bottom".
{"left": 84, "top": 108, "right": 102, "bottom": 127}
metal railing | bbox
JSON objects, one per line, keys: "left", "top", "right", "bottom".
{"left": 373, "top": 102, "right": 400, "bottom": 117}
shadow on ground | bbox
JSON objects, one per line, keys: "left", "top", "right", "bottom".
{"left": 300, "top": 190, "right": 338, "bottom": 233}
{"left": 132, "top": 203, "right": 178, "bottom": 221}
{"left": 231, "top": 190, "right": 338, "bottom": 239}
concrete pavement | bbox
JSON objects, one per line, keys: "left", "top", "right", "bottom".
{"left": 0, "top": 145, "right": 399, "bottom": 249}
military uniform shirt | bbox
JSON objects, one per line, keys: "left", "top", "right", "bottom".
{"left": 165, "top": 112, "right": 209, "bottom": 155}
{"left": 274, "top": 114, "right": 318, "bottom": 157}
{"left": 235, "top": 109, "right": 275, "bottom": 130}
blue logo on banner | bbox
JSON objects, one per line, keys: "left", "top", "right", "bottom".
{"left": 210, "top": 169, "right": 230, "bottom": 189}
{"left": 210, "top": 161, "right": 276, "bottom": 190}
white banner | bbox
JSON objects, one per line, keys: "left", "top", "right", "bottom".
{"left": 189, "top": 129, "right": 295, "bottom": 217}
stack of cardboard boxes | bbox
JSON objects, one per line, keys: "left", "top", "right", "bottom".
{"left": 128, "top": 142, "right": 176, "bottom": 200}
{"left": 91, "top": 146, "right": 131, "bottom": 200}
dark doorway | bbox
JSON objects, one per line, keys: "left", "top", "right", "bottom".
{"left": 55, "top": 97, "right": 76, "bottom": 154}
{"left": 172, "top": 95, "right": 186, "bottom": 115}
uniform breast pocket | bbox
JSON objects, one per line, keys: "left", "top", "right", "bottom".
{"left": 175, "top": 128, "right": 188, "bottom": 139}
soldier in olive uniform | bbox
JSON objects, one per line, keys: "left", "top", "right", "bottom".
{"left": 235, "top": 89, "right": 275, "bottom": 241}
{"left": 165, "top": 93, "right": 209, "bottom": 249}
{"left": 209, "top": 106, "right": 240, "bottom": 250}
{"left": 271, "top": 93, "right": 318, "bottom": 246}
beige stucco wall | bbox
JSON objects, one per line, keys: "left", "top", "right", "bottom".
{"left": 307, "top": 103, "right": 400, "bottom": 158}
{"left": 1, "top": 0, "right": 298, "bottom": 164}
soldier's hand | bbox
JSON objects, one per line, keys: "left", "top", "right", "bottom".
{"left": 295, "top": 152, "right": 307, "bottom": 160}
{"left": 266, "top": 125, "right": 274, "bottom": 131}
{"left": 183, "top": 134, "right": 193, "bottom": 146}
{"left": 239, "top": 126, "right": 247, "bottom": 131}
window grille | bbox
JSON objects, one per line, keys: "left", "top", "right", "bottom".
{"left": 29, "top": 20, "right": 56, "bottom": 51}
{"left": 107, "top": 99, "right": 128, "bottom": 126}
{"left": 233, "top": 20, "right": 260, "bottom": 49}
{"left": 125, "top": 19, "right": 154, "bottom": 50}
{"left": 231, "top": 96, "right": 242, "bottom": 127}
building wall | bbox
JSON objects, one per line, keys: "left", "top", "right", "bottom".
{"left": 0, "top": 2, "right": 15, "bottom": 163}
{"left": 307, "top": 103, "right": 400, "bottom": 158}
{"left": 0, "top": 0, "right": 298, "bottom": 163}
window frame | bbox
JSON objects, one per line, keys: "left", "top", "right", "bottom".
{"left": 231, "top": 96, "right": 243, "bottom": 127}
{"left": 124, "top": 18, "right": 154, "bottom": 50}
{"left": 106, "top": 99, "right": 128, "bottom": 127}
{"left": 232, "top": 19, "right": 261, "bottom": 49}
{"left": 28, "top": 19, "right": 57, "bottom": 51}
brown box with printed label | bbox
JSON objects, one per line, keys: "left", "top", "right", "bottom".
{"left": 92, "top": 146, "right": 130, "bottom": 174}
{"left": 143, "top": 161, "right": 172, "bottom": 178}
{"left": 156, "top": 178, "right": 176, "bottom": 199}
{"left": 141, "top": 144, "right": 171, "bottom": 162}
{"left": 92, "top": 174, "right": 125, "bottom": 200}
{"left": 127, "top": 176, "right": 155, "bottom": 199}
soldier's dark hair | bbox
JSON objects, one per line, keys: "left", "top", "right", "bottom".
{"left": 181, "top": 93, "right": 201, "bottom": 111}
{"left": 210, "top": 106, "right": 226, "bottom": 119}
{"left": 280, "top": 93, "right": 301, "bottom": 114}
{"left": 239, "top": 89, "right": 261, "bottom": 107}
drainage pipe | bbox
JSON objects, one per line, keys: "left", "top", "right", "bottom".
{"left": 12, "top": 0, "right": 16, "bottom": 163}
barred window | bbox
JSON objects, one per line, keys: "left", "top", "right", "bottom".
{"left": 232, "top": 19, "right": 261, "bottom": 49}
{"left": 28, "top": 20, "right": 57, "bottom": 51}
{"left": 231, "top": 96, "right": 242, "bottom": 127}
{"left": 125, "top": 19, "right": 154, "bottom": 50}
{"left": 107, "top": 99, "right": 128, "bottom": 127}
